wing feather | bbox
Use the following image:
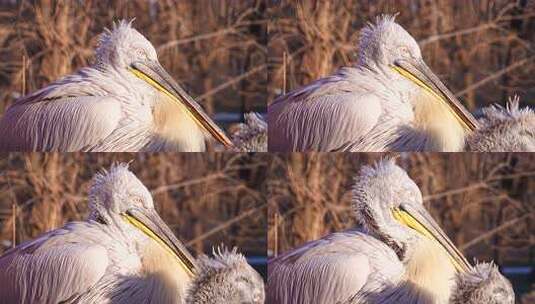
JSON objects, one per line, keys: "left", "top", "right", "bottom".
{"left": 0, "top": 230, "right": 109, "bottom": 304}
{"left": 268, "top": 87, "right": 382, "bottom": 152}
{"left": 267, "top": 231, "right": 403, "bottom": 304}
{"left": 0, "top": 96, "right": 122, "bottom": 151}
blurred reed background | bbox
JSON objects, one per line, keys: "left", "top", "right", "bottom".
{"left": 0, "top": 153, "right": 267, "bottom": 276}
{"left": 267, "top": 153, "right": 535, "bottom": 301}
{"left": 268, "top": 0, "right": 535, "bottom": 111}
{"left": 0, "top": 0, "right": 267, "bottom": 127}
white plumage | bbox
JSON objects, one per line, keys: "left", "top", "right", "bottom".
{"left": 268, "top": 159, "right": 512, "bottom": 304}
{"left": 467, "top": 96, "right": 535, "bottom": 152}
{"left": 186, "top": 247, "right": 265, "bottom": 304}
{"left": 0, "top": 164, "right": 196, "bottom": 303}
{"left": 450, "top": 262, "right": 514, "bottom": 304}
{"left": 0, "top": 20, "right": 232, "bottom": 152}
{"left": 268, "top": 15, "right": 478, "bottom": 152}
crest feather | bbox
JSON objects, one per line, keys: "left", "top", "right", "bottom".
{"left": 94, "top": 19, "right": 136, "bottom": 64}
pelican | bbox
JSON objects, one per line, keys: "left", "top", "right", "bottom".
{"left": 268, "top": 15, "right": 478, "bottom": 152}
{"left": 450, "top": 262, "right": 514, "bottom": 304}
{"left": 0, "top": 20, "right": 233, "bottom": 152}
{"left": 268, "top": 159, "right": 477, "bottom": 304}
{"left": 231, "top": 112, "right": 267, "bottom": 152}
{"left": 0, "top": 163, "right": 197, "bottom": 303}
{"left": 467, "top": 96, "right": 535, "bottom": 152}
{"left": 186, "top": 247, "right": 265, "bottom": 303}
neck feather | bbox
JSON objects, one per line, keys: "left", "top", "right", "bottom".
{"left": 151, "top": 95, "right": 206, "bottom": 151}
{"left": 413, "top": 90, "right": 467, "bottom": 152}
{"left": 139, "top": 240, "right": 192, "bottom": 303}
{"left": 405, "top": 238, "right": 457, "bottom": 304}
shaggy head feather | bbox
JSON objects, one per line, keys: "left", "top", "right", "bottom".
{"left": 352, "top": 158, "right": 422, "bottom": 258}
{"left": 231, "top": 113, "right": 267, "bottom": 152}
{"left": 358, "top": 14, "right": 421, "bottom": 69}
{"left": 467, "top": 96, "right": 535, "bottom": 152}
{"left": 450, "top": 262, "right": 514, "bottom": 304}
{"left": 88, "top": 163, "right": 153, "bottom": 222}
{"left": 186, "top": 246, "right": 265, "bottom": 304}
{"left": 94, "top": 19, "right": 158, "bottom": 69}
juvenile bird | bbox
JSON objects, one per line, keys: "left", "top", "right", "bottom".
{"left": 467, "top": 96, "right": 535, "bottom": 152}
{"left": 186, "top": 247, "right": 265, "bottom": 304}
{"left": 231, "top": 113, "right": 267, "bottom": 152}
{"left": 450, "top": 262, "right": 514, "bottom": 304}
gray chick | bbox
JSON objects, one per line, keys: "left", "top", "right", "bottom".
{"left": 450, "top": 262, "right": 514, "bottom": 304}
{"left": 467, "top": 96, "right": 535, "bottom": 152}
{"left": 186, "top": 247, "right": 265, "bottom": 304}
{"left": 231, "top": 113, "right": 267, "bottom": 152}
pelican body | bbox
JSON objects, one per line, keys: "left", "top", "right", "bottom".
{"left": 268, "top": 159, "right": 488, "bottom": 304}
{"left": 0, "top": 164, "right": 197, "bottom": 303}
{"left": 0, "top": 20, "right": 232, "bottom": 152}
{"left": 268, "top": 15, "right": 478, "bottom": 152}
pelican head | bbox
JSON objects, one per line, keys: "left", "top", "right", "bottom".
{"left": 88, "top": 163, "right": 197, "bottom": 277}
{"left": 358, "top": 14, "right": 422, "bottom": 69}
{"left": 359, "top": 15, "right": 479, "bottom": 151}
{"left": 95, "top": 20, "right": 158, "bottom": 69}
{"left": 187, "top": 247, "right": 265, "bottom": 304}
{"left": 352, "top": 159, "right": 472, "bottom": 281}
{"left": 94, "top": 20, "right": 233, "bottom": 149}
{"left": 451, "top": 262, "right": 514, "bottom": 304}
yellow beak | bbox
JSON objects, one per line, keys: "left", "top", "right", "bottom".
{"left": 130, "top": 61, "right": 235, "bottom": 149}
{"left": 123, "top": 209, "right": 196, "bottom": 277}
{"left": 392, "top": 204, "right": 472, "bottom": 273}
{"left": 392, "top": 59, "right": 479, "bottom": 132}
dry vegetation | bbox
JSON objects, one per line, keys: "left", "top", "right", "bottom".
{"left": 267, "top": 153, "right": 535, "bottom": 298}
{"left": 268, "top": 0, "right": 535, "bottom": 111}
{"left": 0, "top": 0, "right": 267, "bottom": 124}
{"left": 0, "top": 153, "right": 267, "bottom": 258}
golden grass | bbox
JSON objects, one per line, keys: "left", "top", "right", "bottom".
{"left": 268, "top": 0, "right": 535, "bottom": 109}
{"left": 0, "top": 1, "right": 267, "bottom": 117}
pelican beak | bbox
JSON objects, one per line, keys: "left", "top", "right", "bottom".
{"left": 392, "top": 203, "right": 473, "bottom": 273}
{"left": 392, "top": 59, "right": 479, "bottom": 131}
{"left": 123, "top": 208, "right": 197, "bottom": 277}
{"left": 129, "top": 61, "right": 234, "bottom": 149}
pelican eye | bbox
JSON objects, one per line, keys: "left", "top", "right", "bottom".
{"left": 134, "top": 48, "right": 148, "bottom": 60}
{"left": 95, "top": 214, "right": 107, "bottom": 225}
{"left": 398, "top": 46, "right": 411, "bottom": 57}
